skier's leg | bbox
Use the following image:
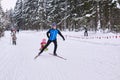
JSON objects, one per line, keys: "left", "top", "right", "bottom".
{"left": 53, "top": 40, "right": 57, "bottom": 55}
{"left": 15, "top": 41, "right": 16, "bottom": 45}
{"left": 86, "top": 32, "right": 88, "bottom": 36}
{"left": 13, "top": 40, "right": 16, "bottom": 45}
{"left": 12, "top": 40, "right": 14, "bottom": 45}
{"left": 38, "top": 40, "right": 51, "bottom": 55}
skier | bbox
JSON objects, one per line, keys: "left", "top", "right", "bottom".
{"left": 84, "top": 27, "right": 88, "bottom": 36}
{"left": 39, "top": 38, "right": 48, "bottom": 51}
{"left": 11, "top": 33, "right": 17, "bottom": 45}
{"left": 35, "top": 22, "right": 65, "bottom": 59}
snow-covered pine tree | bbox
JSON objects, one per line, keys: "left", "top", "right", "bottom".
{"left": 12, "top": 0, "right": 120, "bottom": 32}
{"left": 0, "top": 0, "right": 5, "bottom": 37}
{"left": 67, "top": 0, "right": 97, "bottom": 31}
{"left": 46, "top": 0, "right": 69, "bottom": 30}
{"left": 3, "top": 9, "right": 13, "bottom": 30}
{"left": 22, "top": 0, "right": 38, "bottom": 29}
{"left": 14, "top": 0, "right": 47, "bottom": 30}
{"left": 95, "top": 0, "right": 120, "bottom": 32}
{"left": 13, "top": 0, "right": 23, "bottom": 29}
{"left": 0, "top": 0, "right": 4, "bottom": 27}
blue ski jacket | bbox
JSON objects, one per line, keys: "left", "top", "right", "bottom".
{"left": 47, "top": 28, "right": 65, "bottom": 41}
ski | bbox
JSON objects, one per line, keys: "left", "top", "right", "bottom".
{"left": 34, "top": 53, "right": 67, "bottom": 60}
{"left": 49, "top": 53, "right": 67, "bottom": 60}
{"left": 34, "top": 54, "right": 40, "bottom": 59}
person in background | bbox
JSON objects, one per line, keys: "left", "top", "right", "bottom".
{"left": 84, "top": 27, "right": 88, "bottom": 36}
{"left": 11, "top": 33, "right": 17, "bottom": 45}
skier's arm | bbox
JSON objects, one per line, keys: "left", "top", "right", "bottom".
{"left": 47, "top": 30, "right": 50, "bottom": 38}
{"left": 58, "top": 30, "right": 65, "bottom": 40}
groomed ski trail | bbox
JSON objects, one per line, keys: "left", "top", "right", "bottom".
{"left": 0, "top": 31, "right": 120, "bottom": 80}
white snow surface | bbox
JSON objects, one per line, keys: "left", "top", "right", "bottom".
{"left": 0, "top": 31, "right": 120, "bottom": 80}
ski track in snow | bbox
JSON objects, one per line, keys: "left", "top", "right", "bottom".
{"left": 0, "top": 31, "right": 120, "bottom": 80}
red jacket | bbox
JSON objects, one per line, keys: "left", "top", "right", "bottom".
{"left": 41, "top": 41, "right": 47, "bottom": 48}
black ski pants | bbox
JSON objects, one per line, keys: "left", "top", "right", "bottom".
{"left": 39, "top": 40, "right": 57, "bottom": 55}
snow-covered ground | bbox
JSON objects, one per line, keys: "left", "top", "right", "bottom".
{"left": 0, "top": 31, "right": 120, "bottom": 80}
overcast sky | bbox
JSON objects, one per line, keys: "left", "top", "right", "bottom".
{"left": 1, "top": 0, "right": 17, "bottom": 11}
